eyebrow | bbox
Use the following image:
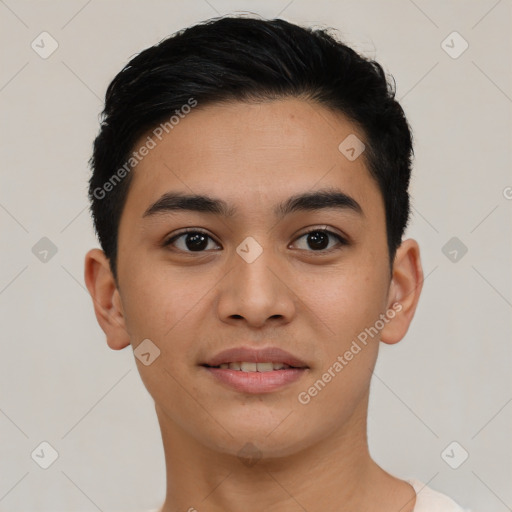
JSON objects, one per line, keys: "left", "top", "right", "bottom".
{"left": 142, "top": 187, "right": 364, "bottom": 220}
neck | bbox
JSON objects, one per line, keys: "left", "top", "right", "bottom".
{"left": 154, "top": 393, "right": 416, "bottom": 512}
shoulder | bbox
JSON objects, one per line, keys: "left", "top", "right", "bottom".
{"left": 408, "top": 479, "right": 474, "bottom": 512}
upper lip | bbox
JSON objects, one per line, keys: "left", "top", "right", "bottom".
{"left": 201, "top": 346, "right": 309, "bottom": 368}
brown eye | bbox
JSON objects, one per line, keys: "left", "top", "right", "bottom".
{"left": 292, "top": 229, "right": 347, "bottom": 252}
{"left": 164, "top": 230, "right": 220, "bottom": 252}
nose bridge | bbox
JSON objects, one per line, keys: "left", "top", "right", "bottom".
{"left": 237, "top": 247, "right": 277, "bottom": 296}
{"left": 216, "top": 236, "right": 295, "bottom": 326}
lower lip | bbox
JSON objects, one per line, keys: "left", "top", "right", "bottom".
{"left": 201, "top": 366, "right": 307, "bottom": 394}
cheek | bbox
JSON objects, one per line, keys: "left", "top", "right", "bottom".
{"left": 119, "top": 261, "right": 213, "bottom": 343}
{"left": 118, "top": 266, "right": 208, "bottom": 406}
{"left": 295, "top": 268, "right": 385, "bottom": 419}
{"left": 299, "top": 263, "right": 389, "bottom": 347}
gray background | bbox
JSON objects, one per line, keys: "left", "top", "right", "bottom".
{"left": 0, "top": 0, "right": 511, "bottom": 510}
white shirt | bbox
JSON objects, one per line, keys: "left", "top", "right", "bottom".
{"left": 144, "top": 479, "right": 473, "bottom": 512}
{"left": 408, "top": 479, "right": 473, "bottom": 511}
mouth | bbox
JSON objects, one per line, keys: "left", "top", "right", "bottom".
{"left": 199, "top": 346, "right": 309, "bottom": 394}
{"left": 202, "top": 362, "right": 306, "bottom": 372}
{"left": 201, "top": 364, "right": 308, "bottom": 394}
{"left": 200, "top": 346, "right": 309, "bottom": 370}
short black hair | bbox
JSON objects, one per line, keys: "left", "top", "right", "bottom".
{"left": 88, "top": 15, "right": 413, "bottom": 283}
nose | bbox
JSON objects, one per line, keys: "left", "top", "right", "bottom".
{"left": 215, "top": 243, "right": 296, "bottom": 329}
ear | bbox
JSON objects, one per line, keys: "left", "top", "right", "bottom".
{"left": 84, "top": 248, "right": 131, "bottom": 350}
{"left": 380, "top": 238, "right": 423, "bottom": 345}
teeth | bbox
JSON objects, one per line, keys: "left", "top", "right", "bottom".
{"left": 216, "top": 362, "right": 291, "bottom": 371}
{"left": 256, "top": 362, "right": 274, "bottom": 372}
{"left": 240, "top": 362, "right": 257, "bottom": 372}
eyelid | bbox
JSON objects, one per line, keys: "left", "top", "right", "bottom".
{"left": 293, "top": 225, "right": 347, "bottom": 243}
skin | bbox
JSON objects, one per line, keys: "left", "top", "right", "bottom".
{"left": 84, "top": 97, "right": 423, "bottom": 512}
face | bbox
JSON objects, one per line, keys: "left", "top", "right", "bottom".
{"left": 112, "top": 98, "right": 398, "bottom": 458}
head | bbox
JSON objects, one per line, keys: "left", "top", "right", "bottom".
{"left": 85, "top": 16, "right": 423, "bottom": 461}
{"left": 89, "top": 16, "right": 413, "bottom": 283}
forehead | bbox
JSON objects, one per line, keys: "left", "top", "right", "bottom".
{"left": 121, "top": 98, "right": 382, "bottom": 223}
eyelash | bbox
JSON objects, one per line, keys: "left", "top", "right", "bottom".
{"left": 162, "top": 227, "right": 348, "bottom": 254}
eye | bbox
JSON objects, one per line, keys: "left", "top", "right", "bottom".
{"left": 291, "top": 228, "right": 347, "bottom": 253}
{"left": 163, "top": 227, "right": 347, "bottom": 254}
{"left": 163, "top": 229, "right": 221, "bottom": 253}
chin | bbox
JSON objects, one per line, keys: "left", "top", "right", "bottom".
{"left": 195, "top": 417, "right": 319, "bottom": 461}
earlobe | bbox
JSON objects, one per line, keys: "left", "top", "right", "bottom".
{"left": 84, "top": 248, "right": 131, "bottom": 350}
{"left": 380, "top": 239, "right": 424, "bottom": 345}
